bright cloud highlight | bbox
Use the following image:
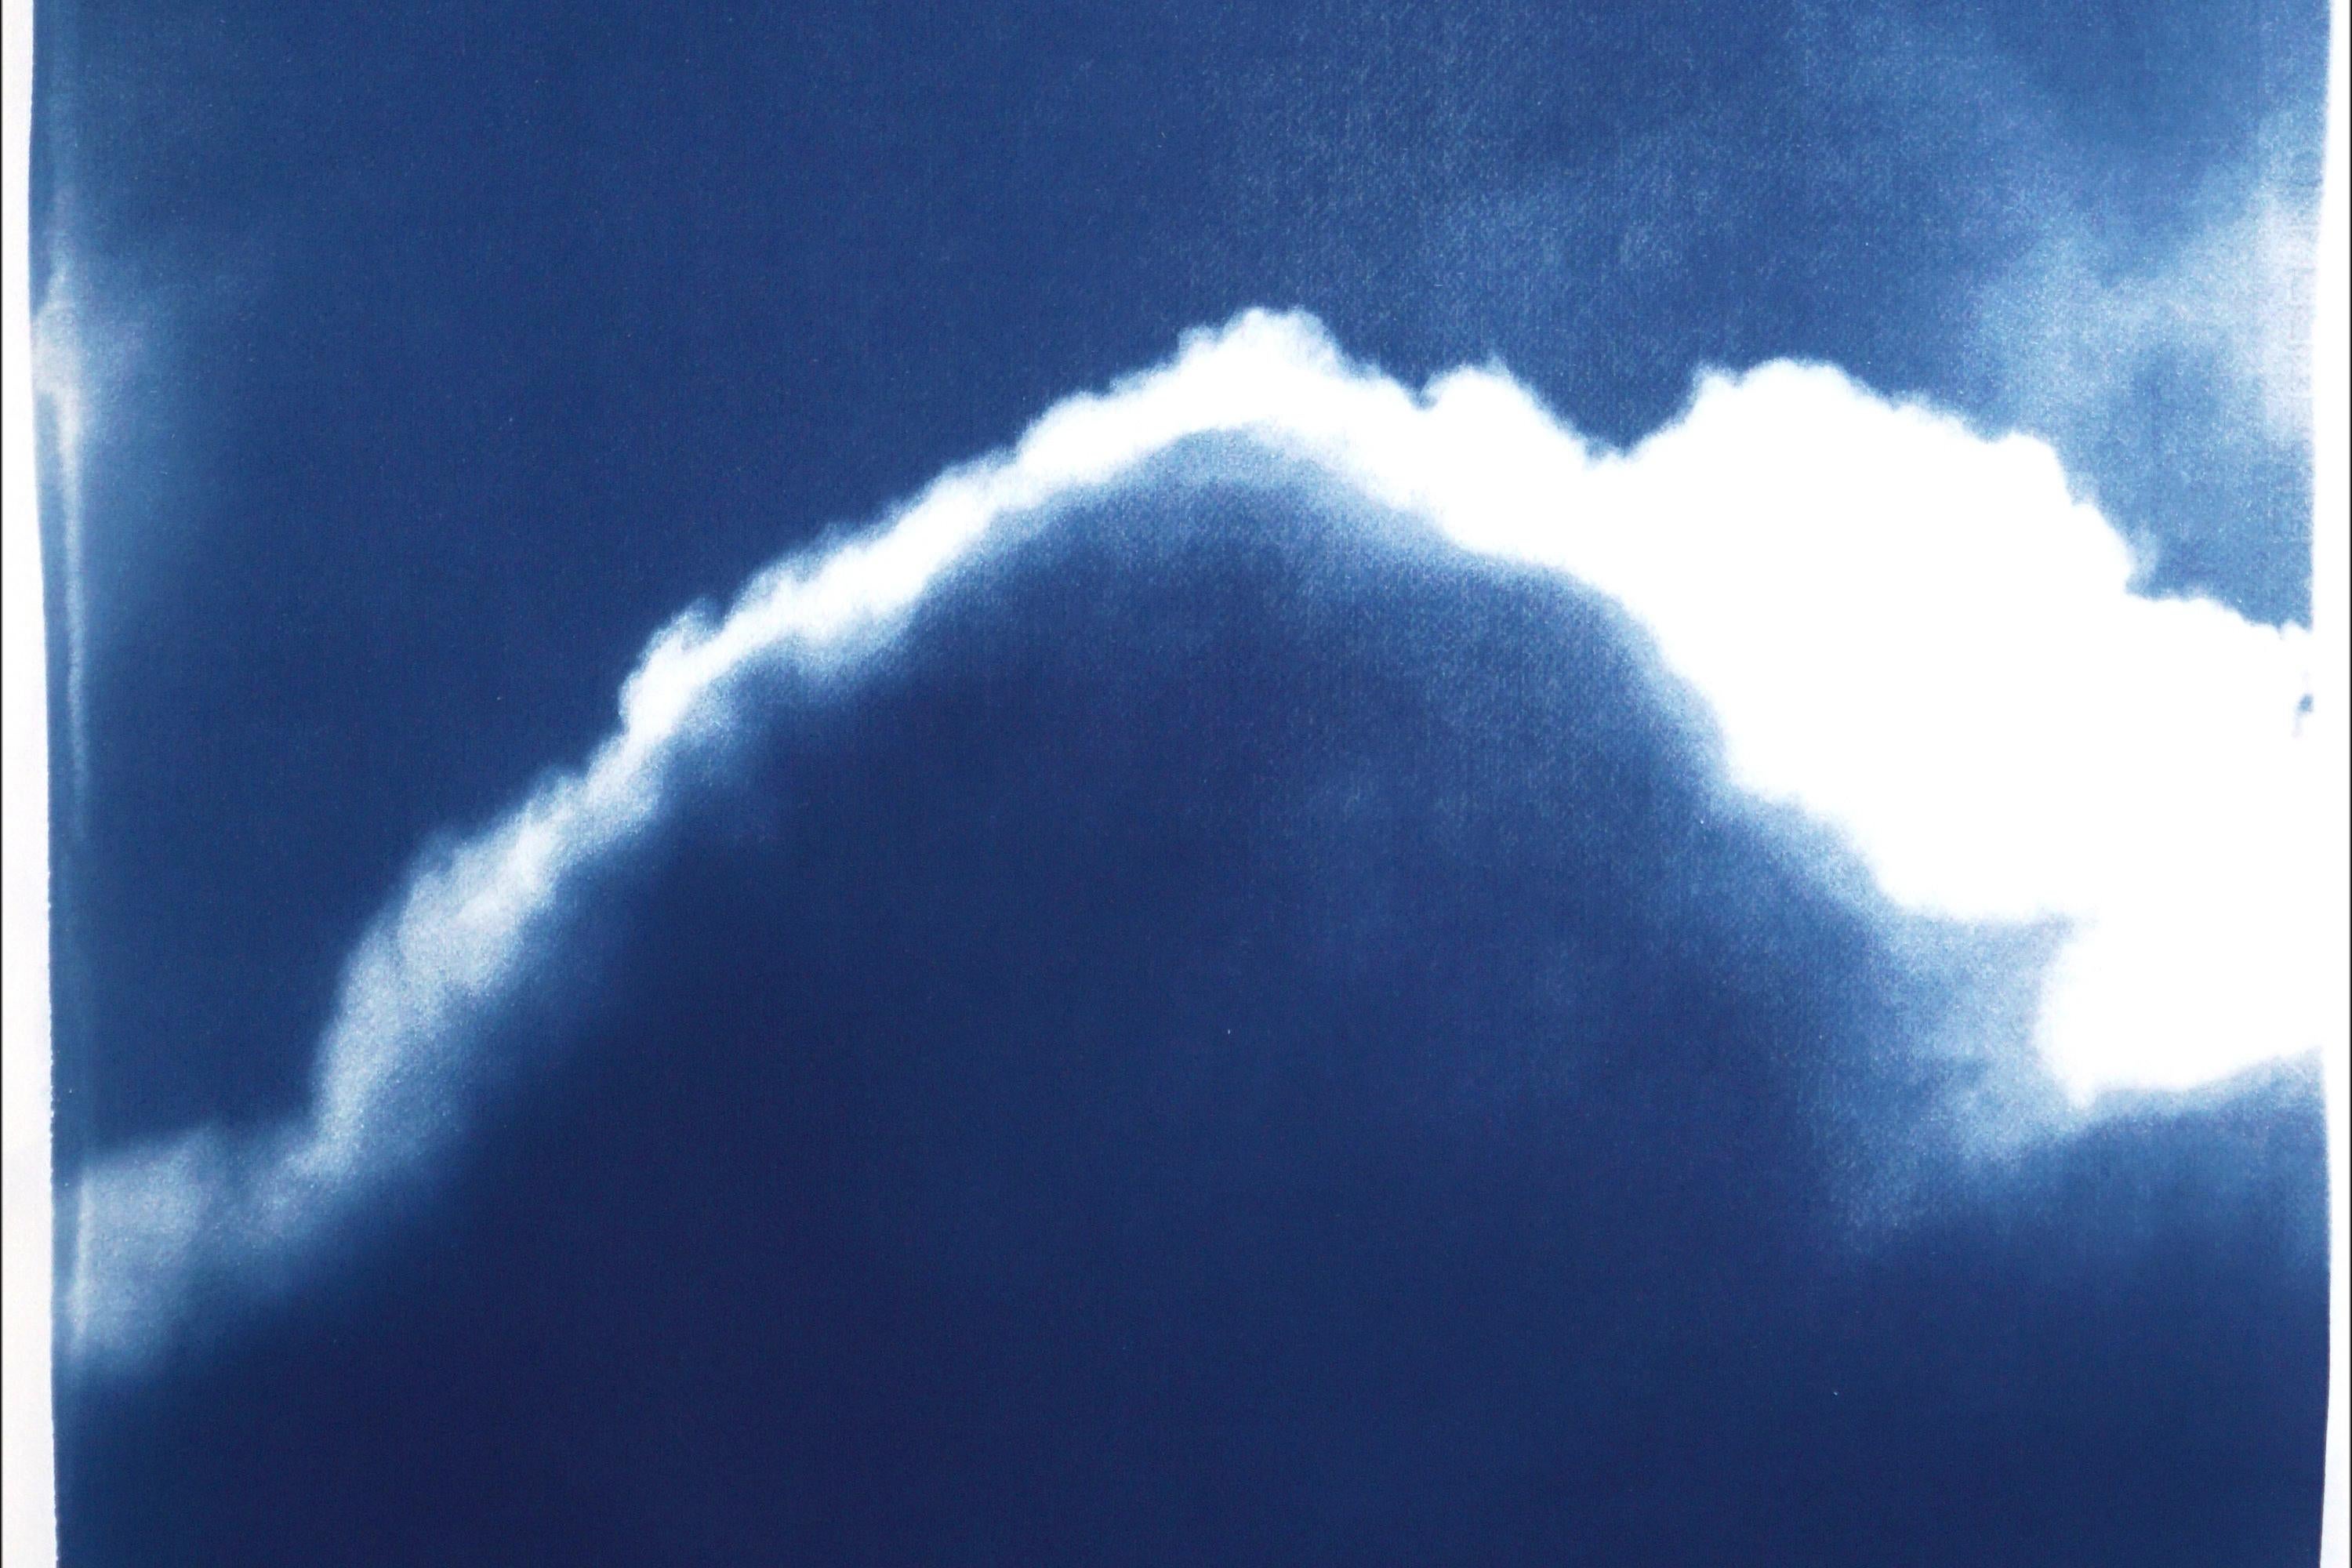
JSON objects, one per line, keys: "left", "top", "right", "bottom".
{"left": 64, "top": 310, "right": 2324, "bottom": 1373}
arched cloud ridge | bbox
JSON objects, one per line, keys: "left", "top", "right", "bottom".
{"left": 64, "top": 310, "right": 2323, "bottom": 1373}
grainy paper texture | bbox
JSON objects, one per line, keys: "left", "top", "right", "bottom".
{"left": 9, "top": 1, "right": 2349, "bottom": 1561}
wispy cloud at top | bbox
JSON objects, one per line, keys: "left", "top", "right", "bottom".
{"left": 1966, "top": 126, "right": 2323, "bottom": 613}
{"left": 64, "top": 310, "right": 2323, "bottom": 1374}
{"left": 1986, "top": 176, "right": 2316, "bottom": 451}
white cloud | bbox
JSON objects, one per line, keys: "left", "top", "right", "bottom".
{"left": 64, "top": 310, "right": 2325, "bottom": 1372}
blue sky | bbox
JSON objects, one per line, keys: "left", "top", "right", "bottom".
{"left": 34, "top": 0, "right": 2335, "bottom": 1561}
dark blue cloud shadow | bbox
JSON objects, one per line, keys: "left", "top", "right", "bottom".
{"left": 56, "top": 476, "right": 2328, "bottom": 1565}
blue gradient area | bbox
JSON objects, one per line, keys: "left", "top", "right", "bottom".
{"left": 35, "top": 0, "right": 2332, "bottom": 1562}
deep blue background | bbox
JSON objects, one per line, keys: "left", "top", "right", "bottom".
{"left": 35, "top": 1, "right": 2333, "bottom": 1562}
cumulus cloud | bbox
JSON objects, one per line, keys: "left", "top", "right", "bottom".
{"left": 64, "top": 310, "right": 2324, "bottom": 1373}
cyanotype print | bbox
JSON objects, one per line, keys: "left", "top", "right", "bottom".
{"left": 27, "top": 1, "right": 2339, "bottom": 1561}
